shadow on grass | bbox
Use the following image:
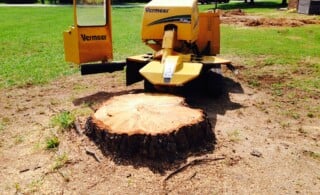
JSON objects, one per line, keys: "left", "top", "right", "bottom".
{"left": 73, "top": 77, "right": 244, "bottom": 173}
{"left": 214, "top": 1, "right": 285, "bottom": 10}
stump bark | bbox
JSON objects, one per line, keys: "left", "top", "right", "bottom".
{"left": 85, "top": 93, "right": 214, "bottom": 160}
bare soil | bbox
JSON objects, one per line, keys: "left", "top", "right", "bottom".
{"left": 1, "top": 68, "right": 319, "bottom": 194}
{"left": 1, "top": 11, "right": 320, "bottom": 194}
{"left": 221, "top": 9, "right": 320, "bottom": 27}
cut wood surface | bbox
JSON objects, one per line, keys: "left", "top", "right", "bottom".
{"left": 93, "top": 93, "right": 204, "bottom": 135}
{"left": 85, "top": 93, "right": 214, "bottom": 160}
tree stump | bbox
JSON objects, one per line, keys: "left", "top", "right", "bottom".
{"left": 85, "top": 93, "right": 214, "bottom": 160}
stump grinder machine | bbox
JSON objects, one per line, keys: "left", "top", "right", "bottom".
{"left": 63, "top": 0, "right": 235, "bottom": 95}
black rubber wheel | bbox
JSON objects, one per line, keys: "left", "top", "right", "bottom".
{"left": 206, "top": 68, "right": 225, "bottom": 98}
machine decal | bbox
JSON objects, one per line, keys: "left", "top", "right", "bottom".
{"left": 80, "top": 34, "right": 107, "bottom": 41}
{"left": 163, "top": 63, "right": 175, "bottom": 83}
{"left": 145, "top": 7, "right": 169, "bottom": 13}
{"left": 148, "top": 15, "right": 191, "bottom": 26}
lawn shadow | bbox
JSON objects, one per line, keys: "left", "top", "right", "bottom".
{"left": 215, "top": 1, "right": 284, "bottom": 10}
{"left": 72, "top": 77, "right": 244, "bottom": 173}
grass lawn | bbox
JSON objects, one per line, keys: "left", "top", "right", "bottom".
{"left": 0, "top": 0, "right": 319, "bottom": 94}
{"left": 0, "top": 6, "right": 148, "bottom": 88}
{"left": 0, "top": 6, "right": 75, "bottom": 88}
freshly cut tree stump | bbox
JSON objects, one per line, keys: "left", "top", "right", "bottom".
{"left": 85, "top": 93, "right": 214, "bottom": 160}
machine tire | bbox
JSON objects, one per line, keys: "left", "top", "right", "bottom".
{"left": 144, "top": 79, "right": 156, "bottom": 92}
{"left": 206, "top": 68, "right": 225, "bottom": 97}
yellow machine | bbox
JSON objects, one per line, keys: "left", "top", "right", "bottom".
{"left": 64, "top": 0, "right": 234, "bottom": 95}
{"left": 63, "top": 0, "right": 113, "bottom": 64}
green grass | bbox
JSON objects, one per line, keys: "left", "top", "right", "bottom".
{"left": 112, "top": 6, "right": 149, "bottom": 59}
{"left": 77, "top": 6, "right": 105, "bottom": 26}
{"left": 0, "top": 6, "right": 148, "bottom": 88}
{"left": 221, "top": 24, "right": 320, "bottom": 93}
{"left": 45, "top": 135, "right": 60, "bottom": 149}
{"left": 227, "top": 129, "right": 241, "bottom": 142}
{"left": 51, "top": 111, "right": 75, "bottom": 130}
{"left": 0, "top": 3, "right": 319, "bottom": 95}
{"left": 52, "top": 152, "right": 69, "bottom": 170}
{"left": 0, "top": 7, "right": 76, "bottom": 88}
{"left": 222, "top": 26, "right": 320, "bottom": 57}
{"left": 303, "top": 150, "right": 320, "bottom": 161}
{"left": 215, "top": 0, "right": 320, "bottom": 94}
{"left": 200, "top": 0, "right": 287, "bottom": 13}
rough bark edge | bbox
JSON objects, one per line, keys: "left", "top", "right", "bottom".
{"left": 84, "top": 113, "right": 215, "bottom": 161}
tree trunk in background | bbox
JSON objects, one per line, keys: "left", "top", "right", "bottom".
{"left": 288, "top": 0, "right": 298, "bottom": 9}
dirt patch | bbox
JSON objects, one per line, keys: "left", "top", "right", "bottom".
{"left": 221, "top": 9, "right": 246, "bottom": 17}
{"left": 0, "top": 70, "right": 319, "bottom": 194}
{"left": 245, "top": 17, "right": 320, "bottom": 27}
{"left": 220, "top": 9, "right": 320, "bottom": 27}
{"left": 256, "top": 74, "right": 287, "bottom": 85}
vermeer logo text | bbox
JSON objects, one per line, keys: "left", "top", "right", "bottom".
{"left": 81, "top": 34, "right": 106, "bottom": 41}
